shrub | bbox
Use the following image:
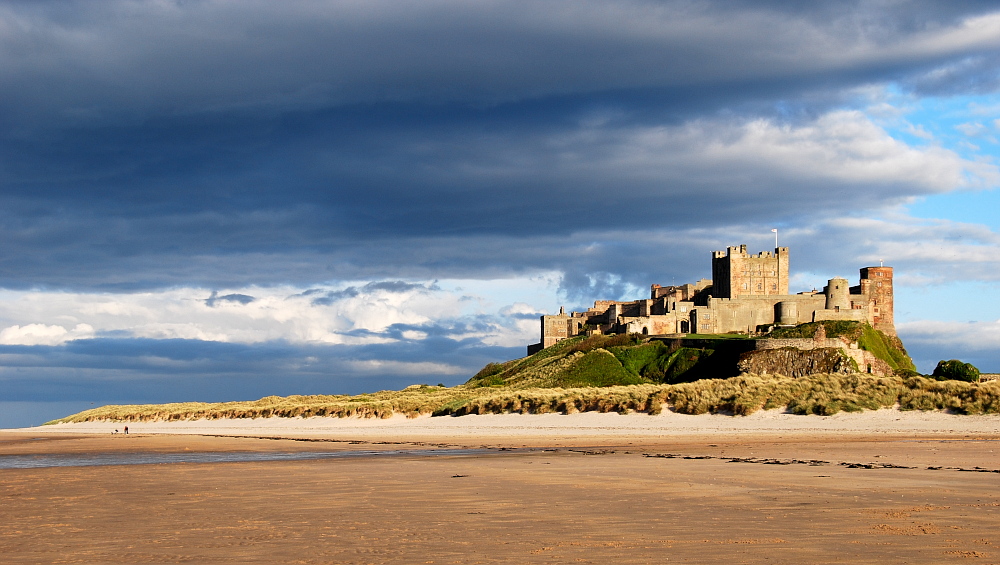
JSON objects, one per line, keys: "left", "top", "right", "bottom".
{"left": 567, "top": 333, "right": 643, "bottom": 354}
{"left": 932, "top": 359, "right": 981, "bottom": 383}
{"left": 767, "top": 320, "right": 864, "bottom": 340}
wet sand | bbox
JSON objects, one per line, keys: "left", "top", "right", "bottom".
{"left": 4, "top": 412, "right": 1000, "bottom": 563}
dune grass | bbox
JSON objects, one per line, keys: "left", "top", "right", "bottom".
{"left": 47, "top": 374, "right": 1000, "bottom": 424}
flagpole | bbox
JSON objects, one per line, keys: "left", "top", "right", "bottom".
{"left": 772, "top": 228, "right": 778, "bottom": 249}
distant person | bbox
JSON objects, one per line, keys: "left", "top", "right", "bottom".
{"left": 114, "top": 429, "right": 118, "bottom": 434}
{"left": 124, "top": 426, "right": 129, "bottom": 435}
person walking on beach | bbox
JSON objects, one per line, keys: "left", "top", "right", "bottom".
{"left": 124, "top": 426, "right": 128, "bottom": 435}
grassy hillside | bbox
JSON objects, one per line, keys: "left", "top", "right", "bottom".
{"left": 465, "top": 333, "right": 746, "bottom": 390}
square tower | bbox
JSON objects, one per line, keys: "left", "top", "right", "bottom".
{"left": 859, "top": 266, "right": 894, "bottom": 336}
{"left": 711, "top": 245, "right": 789, "bottom": 298}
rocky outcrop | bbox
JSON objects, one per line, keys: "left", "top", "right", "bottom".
{"left": 737, "top": 347, "right": 858, "bottom": 378}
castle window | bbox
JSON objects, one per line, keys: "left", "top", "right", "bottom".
{"left": 877, "top": 281, "right": 882, "bottom": 287}
{"left": 771, "top": 284, "right": 777, "bottom": 290}
{"left": 757, "top": 283, "right": 762, "bottom": 290}
{"left": 742, "top": 283, "right": 748, "bottom": 290}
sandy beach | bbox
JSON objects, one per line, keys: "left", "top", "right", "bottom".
{"left": 23, "top": 406, "right": 1000, "bottom": 442}
{"left": 4, "top": 409, "right": 1000, "bottom": 563}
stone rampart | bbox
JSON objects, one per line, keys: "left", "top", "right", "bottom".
{"left": 755, "top": 337, "right": 852, "bottom": 351}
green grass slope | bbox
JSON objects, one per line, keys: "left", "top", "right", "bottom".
{"left": 465, "top": 333, "right": 746, "bottom": 390}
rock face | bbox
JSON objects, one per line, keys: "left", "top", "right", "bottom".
{"left": 737, "top": 348, "right": 858, "bottom": 378}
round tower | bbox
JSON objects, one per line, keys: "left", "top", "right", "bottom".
{"left": 777, "top": 301, "right": 798, "bottom": 326}
{"left": 825, "top": 277, "right": 850, "bottom": 311}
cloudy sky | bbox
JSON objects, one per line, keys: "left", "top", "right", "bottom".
{"left": 2, "top": 0, "right": 1000, "bottom": 427}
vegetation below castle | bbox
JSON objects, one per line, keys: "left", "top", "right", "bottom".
{"left": 47, "top": 373, "right": 1000, "bottom": 424}
{"left": 469, "top": 321, "right": 914, "bottom": 388}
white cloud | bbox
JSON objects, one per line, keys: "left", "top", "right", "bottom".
{"left": 0, "top": 323, "right": 94, "bottom": 346}
{"left": 821, "top": 215, "right": 1000, "bottom": 276}
{"left": 531, "top": 109, "right": 1000, "bottom": 200}
{"left": 956, "top": 121, "right": 988, "bottom": 137}
{"left": 905, "top": 123, "right": 934, "bottom": 140}
{"left": 955, "top": 121, "right": 998, "bottom": 144}
{"left": 0, "top": 278, "right": 558, "bottom": 348}
{"left": 346, "top": 359, "right": 466, "bottom": 376}
{"left": 899, "top": 319, "right": 1000, "bottom": 352}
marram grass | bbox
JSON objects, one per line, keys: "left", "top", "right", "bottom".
{"left": 47, "top": 374, "right": 1000, "bottom": 424}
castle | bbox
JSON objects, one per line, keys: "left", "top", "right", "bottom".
{"left": 528, "top": 245, "right": 894, "bottom": 355}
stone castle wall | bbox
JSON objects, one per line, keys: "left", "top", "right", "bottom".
{"left": 529, "top": 245, "right": 896, "bottom": 355}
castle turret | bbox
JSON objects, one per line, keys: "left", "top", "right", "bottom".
{"left": 825, "top": 277, "right": 850, "bottom": 311}
{"left": 777, "top": 301, "right": 799, "bottom": 326}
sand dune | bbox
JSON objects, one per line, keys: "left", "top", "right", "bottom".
{"left": 14, "top": 407, "right": 1000, "bottom": 442}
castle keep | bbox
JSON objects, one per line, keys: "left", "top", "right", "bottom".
{"left": 529, "top": 245, "right": 894, "bottom": 355}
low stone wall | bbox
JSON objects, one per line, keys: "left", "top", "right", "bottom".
{"left": 755, "top": 337, "right": 853, "bottom": 351}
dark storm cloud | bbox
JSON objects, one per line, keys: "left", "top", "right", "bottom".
{"left": 0, "top": 106, "right": 980, "bottom": 290}
{"left": 0, "top": 1, "right": 998, "bottom": 290}
{"left": 1, "top": 0, "right": 997, "bottom": 122}
{"left": 906, "top": 54, "right": 1000, "bottom": 95}
{"left": 204, "top": 292, "right": 255, "bottom": 307}
{"left": 308, "top": 281, "right": 435, "bottom": 306}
